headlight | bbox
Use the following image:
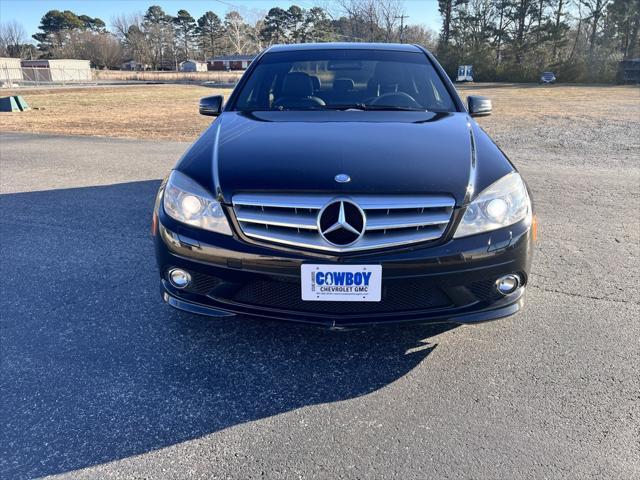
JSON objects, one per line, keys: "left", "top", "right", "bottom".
{"left": 454, "top": 172, "right": 531, "bottom": 238}
{"left": 163, "top": 170, "right": 232, "bottom": 235}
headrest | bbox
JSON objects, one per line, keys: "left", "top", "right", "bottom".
{"left": 282, "top": 72, "right": 314, "bottom": 97}
{"left": 373, "top": 62, "right": 401, "bottom": 88}
{"left": 333, "top": 78, "right": 354, "bottom": 93}
{"left": 310, "top": 75, "right": 321, "bottom": 91}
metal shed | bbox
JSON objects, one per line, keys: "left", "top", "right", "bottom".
{"left": 0, "top": 57, "right": 24, "bottom": 84}
{"left": 617, "top": 58, "right": 640, "bottom": 84}
{"left": 21, "top": 59, "right": 92, "bottom": 83}
{"left": 179, "top": 60, "right": 208, "bottom": 72}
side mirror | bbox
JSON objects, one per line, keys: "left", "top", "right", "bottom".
{"left": 467, "top": 95, "right": 492, "bottom": 117}
{"left": 199, "top": 95, "right": 223, "bottom": 116}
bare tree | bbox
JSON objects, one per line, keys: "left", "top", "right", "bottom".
{"left": 403, "top": 24, "right": 437, "bottom": 49}
{"left": 337, "top": 0, "right": 400, "bottom": 41}
{"left": 224, "top": 11, "right": 250, "bottom": 54}
{"left": 0, "top": 20, "right": 28, "bottom": 57}
{"left": 111, "top": 13, "right": 143, "bottom": 40}
{"left": 379, "top": 0, "right": 404, "bottom": 42}
{"left": 579, "top": 0, "right": 611, "bottom": 57}
{"left": 79, "top": 31, "right": 123, "bottom": 68}
{"left": 551, "top": 0, "right": 568, "bottom": 61}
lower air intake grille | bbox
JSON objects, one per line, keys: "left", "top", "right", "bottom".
{"left": 469, "top": 279, "right": 497, "bottom": 301}
{"left": 230, "top": 279, "right": 452, "bottom": 314}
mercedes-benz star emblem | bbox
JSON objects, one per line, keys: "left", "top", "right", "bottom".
{"left": 318, "top": 199, "right": 366, "bottom": 246}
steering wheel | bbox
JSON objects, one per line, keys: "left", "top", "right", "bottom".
{"left": 369, "top": 92, "right": 421, "bottom": 109}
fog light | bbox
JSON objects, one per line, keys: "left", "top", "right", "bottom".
{"left": 168, "top": 268, "right": 191, "bottom": 289}
{"left": 496, "top": 274, "right": 520, "bottom": 295}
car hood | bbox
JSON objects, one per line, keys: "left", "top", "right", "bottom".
{"left": 179, "top": 111, "right": 485, "bottom": 207}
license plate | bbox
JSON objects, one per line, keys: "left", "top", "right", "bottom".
{"left": 301, "top": 264, "right": 382, "bottom": 302}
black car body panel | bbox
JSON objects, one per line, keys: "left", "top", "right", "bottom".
{"left": 155, "top": 209, "right": 533, "bottom": 326}
{"left": 154, "top": 43, "right": 535, "bottom": 326}
{"left": 176, "top": 111, "right": 514, "bottom": 206}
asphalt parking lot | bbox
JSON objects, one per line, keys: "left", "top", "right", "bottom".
{"left": 1, "top": 124, "right": 638, "bottom": 478}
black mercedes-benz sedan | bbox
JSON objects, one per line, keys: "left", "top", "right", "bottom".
{"left": 152, "top": 43, "right": 536, "bottom": 327}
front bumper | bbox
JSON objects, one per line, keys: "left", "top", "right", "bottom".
{"left": 154, "top": 206, "right": 534, "bottom": 327}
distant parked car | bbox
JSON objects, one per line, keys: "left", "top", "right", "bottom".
{"left": 539, "top": 71, "right": 557, "bottom": 84}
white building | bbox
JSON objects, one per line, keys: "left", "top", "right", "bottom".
{"left": 179, "top": 60, "right": 208, "bottom": 72}
{"left": 21, "top": 59, "right": 92, "bottom": 83}
{"left": 0, "top": 57, "right": 23, "bottom": 85}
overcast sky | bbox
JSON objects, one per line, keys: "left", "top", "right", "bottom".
{"left": 1, "top": 0, "right": 442, "bottom": 40}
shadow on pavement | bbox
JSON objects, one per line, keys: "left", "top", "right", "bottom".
{"left": 0, "top": 181, "right": 456, "bottom": 479}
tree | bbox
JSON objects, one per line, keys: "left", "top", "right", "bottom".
{"left": 433, "top": 0, "right": 628, "bottom": 82}
{"left": 261, "top": 7, "right": 290, "bottom": 45}
{"left": 197, "top": 11, "right": 223, "bottom": 60}
{"left": 606, "top": 0, "right": 640, "bottom": 58}
{"left": 224, "top": 11, "right": 250, "bottom": 54}
{"left": 336, "top": 0, "right": 406, "bottom": 42}
{"left": 492, "top": 0, "right": 512, "bottom": 64}
{"left": 0, "top": 20, "right": 28, "bottom": 57}
{"left": 124, "top": 24, "right": 153, "bottom": 66}
{"left": 143, "top": 5, "right": 173, "bottom": 69}
{"left": 508, "top": 0, "right": 539, "bottom": 64}
{"left": 550, "top": 0, "right": 570, "bottom": 61}
{"left": 77, "top": 31, "right": 122, "bottom": 68}
{"left": 438, "top": 0, "right": 465, "bottom": 47}
{"left": 403, "top": 24, "right": 437, "bottom": 49}
{"left": 579, "top": 0, "right": 611, "bottom": 59}
{"left": 78, "top": 15, "right": 106, "bottom": 32}
{"left": 379, "top": 0, "right": 404, "bottom": 42}
{"left": 32, "top": 9, "right": 107, "bottom": 57}
{"left": 173, "top": 9, "right": 196, "bottom": 61}
{"left": 304, "top": 7, "right": 335, "bottom": 42}
{"left": 287, "top": 5, "right": 306, "bottom": 43}
{"left": 111, "top": 13, "right": 142, "bottom": 40}
{"left": 33, "top": 10, "right": 85, "bottom": 54}
{"left": 261, "top": 5, "right": 334, "bottom": 45}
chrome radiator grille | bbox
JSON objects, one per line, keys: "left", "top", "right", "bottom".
{"left": 232, "top": 193, "right": 455, "bottom": 253}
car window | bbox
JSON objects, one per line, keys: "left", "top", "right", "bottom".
{"left": 233, "top": 49, "right": 456, "bottom": 112}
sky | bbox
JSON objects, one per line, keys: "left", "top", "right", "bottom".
{"left": 0, "top": 0, "right": 442, "bottom": 40}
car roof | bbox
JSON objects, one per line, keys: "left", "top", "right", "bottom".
{"left": 265, "top": 42, "right": 424, "bottom": 53}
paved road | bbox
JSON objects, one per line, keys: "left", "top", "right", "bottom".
{"left": 1, "top": 132, "right": 638, "bottom": 479}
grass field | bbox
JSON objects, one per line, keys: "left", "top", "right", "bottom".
{"left": 0, "top": 83, "right": 638, "bottom": 143}
{"left": 0, "top": 85, "right": 225, "bottom": 141}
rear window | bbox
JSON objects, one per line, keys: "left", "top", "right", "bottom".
{"left": 233, "top": 49, "right": 457, "bottom": 112}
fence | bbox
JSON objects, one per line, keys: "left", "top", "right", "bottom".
{"left": 1, "top": 66, "right": 93, "bottom": 86}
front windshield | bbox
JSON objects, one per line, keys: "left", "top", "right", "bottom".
{"left": 233, "top": 49, "right": 457, "bottom": 112}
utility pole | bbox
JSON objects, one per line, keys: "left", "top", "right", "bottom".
{"left": 395, "top": 14, "right": 409, "bottom": 43}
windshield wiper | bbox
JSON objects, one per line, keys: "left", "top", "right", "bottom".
{"left": 324, "top": 104, "right": 426, "bottom": 111}
{"left": 236, "top": 106, "right": 325, "bottom": 112}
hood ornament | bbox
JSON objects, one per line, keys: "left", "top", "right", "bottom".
{"left": 335, "top": 173, "right": 351, "bottom": 183}
{"left": 318, "top": 199, "right": 366, "bottom": 246}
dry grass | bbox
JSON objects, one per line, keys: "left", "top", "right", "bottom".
{"left": 0, "top": 83, "right": 637, "bottom": 142}
{"left": 0, "top": 84, "right": 231, "bottom": 141}
{"left": 93, "top": 69, "right": 242, "bottom": 84}
{"left": 457, "top": 83, "right": 640, "bottom": 128}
